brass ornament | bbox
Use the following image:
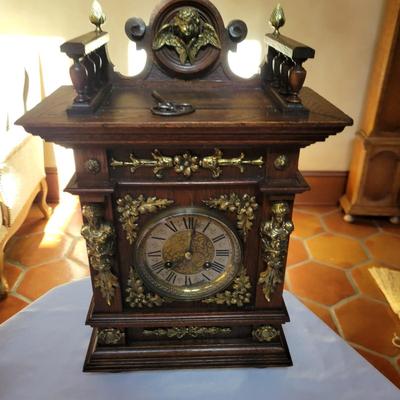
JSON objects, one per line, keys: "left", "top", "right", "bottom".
{"left": 203, "top": 193, "right": 259, "bottom": 242}
{"left": 258, "top": 202, "right": 294, "bottom": 302}
{"left": 269, "top": 4, "right": 286, "bottom": 37}
{"left": 152, "top": 7, "right": 221, "bottom": 65}
{"left": 110, "top": 150, "right": 173, "bottom": 179}
{"left": 143, "top": 326, "right": 232, "bottom": 339}
{"left": 85, "top": 158, "right": 101, "bottom": 175}
{"left": 274, "top": 154, "right": 289, "bottom": 171}
{"left": 125, "top": 268, "right": 167, "bottom": 308}
{"left": 97, "top": 328, "right": 125, "bottom": 345}
{"left": 252, "top": 325, "right": 280, "bottom": 342}
{"left": 81, "top": 204, "right": 119, "bottom": 306}
{"left": 116, "top": 194, "right": 174, "bottom": 244}
{"left": 89, "top": 0, "right": 106, "bottom": 32}
{"left": 202, "top": 269, "right": 252, "bottom": 307}
{"left": 200, "top": 148, "right": 264, "bottom": 178}
{"left": 110, "top": 148, "right": 263, "bottom": 179}
{"left": 173, "top": 152, "right": 199, "bottom": 177}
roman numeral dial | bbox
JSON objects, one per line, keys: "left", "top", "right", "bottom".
{"left": 134, "top": 207, "right": 242, "bottom": 301}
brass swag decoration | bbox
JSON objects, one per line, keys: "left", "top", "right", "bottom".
{"left": 81, "top": 205, "right": 119, "bottom": 306}
{"left": 143, "top": 326, "right": 232, "bottom": 339}
{"left": 116, "top": 194, "right": 174, "bottom": 244}
{"left": 203, "top": 193, "right": 258, "bottom": 242}
{"left": 126, "top": 268, "right": 166, "bottom": 308}
{"left": 252, "top": 325, "right": 280, "bottom": 342}
{"left": 202, "top": 269, "right": 252, "bottom": 307}
{"left": 97, "top": 328, "right": 125, "bottom": 345}
{"left": 258, "top": 202, "right": 294, "bottom": 302}
{"left": 152, "top": 7, "right": 221, "bottom": 65}
{"left": 110, "top": 148, "right": 264, "bottom": 179}
{"left": 200, "top": 148, "right": 264, "bottom": 179}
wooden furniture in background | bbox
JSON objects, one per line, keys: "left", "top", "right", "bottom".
{"left": 340, "top": 0, "right": 400, "bottom": 223}
{"left": 17, "top": 0, "right": 352, "bottom": 371}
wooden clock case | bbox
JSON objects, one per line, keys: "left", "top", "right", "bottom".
{"left": 17, "top": 0, "right": 352, "bottom": 371}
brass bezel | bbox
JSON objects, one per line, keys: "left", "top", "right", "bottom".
{"left": 133, "top": 206, "right": 243, "bottom": 301}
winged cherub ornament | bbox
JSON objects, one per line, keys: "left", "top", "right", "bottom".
{"left": 152, "top": 7, "right": 221, "bottom": 65}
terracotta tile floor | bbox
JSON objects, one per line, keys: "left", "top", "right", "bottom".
{"left": 1, "top": 196, "right": 400, "bottom": 388}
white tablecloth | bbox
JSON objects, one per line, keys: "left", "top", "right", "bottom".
{"left": 0, "top": 278, "right": 398, "bottom": 400}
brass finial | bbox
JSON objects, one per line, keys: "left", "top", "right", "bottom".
{"left": 90, "top": 0, "right": 106, "bottom": 32}
{"left": 269, "top": 4, "right": 286, "bottom": 36}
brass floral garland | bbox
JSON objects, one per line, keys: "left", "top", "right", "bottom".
{"left": 252, "top": 325, "right": 280, "bottom": 342}
{"left": 202, "top": 269, "right": 252, "bottom": 307}
{"left": 258, "top": 202, "right": 294, "bottom": 302}
{"left": 203, "top": 193, "right": 258, "bottom": 242}
{"left": 110, "top": 148, "right": 263, "bottom": 180}
{"left": 116, "top": 194, "right": 174, "bottom": 244}
{"left": 97, "top": 328, "right": 125, "bottom": 345}
{"left": 125, "top": 268, "right": 167, "bottom": 308}
{"left": 143, "top": 326, "right": 232, "bottom": 339}
{"left": 81, "top": 205, "right": 119, "bottom": 306}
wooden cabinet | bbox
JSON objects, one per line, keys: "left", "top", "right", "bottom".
{"left": 340, "top": 0, "right": 400, "bottom": 223}
{"left": 17, "top": 0, "right": 352, "bottom": 371}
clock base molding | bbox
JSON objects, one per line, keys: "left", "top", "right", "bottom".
{"left": 83, "top": 327, "right": 293, "bottom": 372}
{"left": 86, "top": 298, "right": 290, "bottom": 327}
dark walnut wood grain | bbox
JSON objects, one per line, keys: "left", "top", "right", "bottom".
{"left": 16, "top": 0, "right": 352, "bottom": 372}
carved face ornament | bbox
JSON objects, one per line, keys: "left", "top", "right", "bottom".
{"left": 152, "top": 7, "right": 221, "bottom": 65}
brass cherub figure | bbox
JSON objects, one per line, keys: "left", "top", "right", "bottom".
{"left": 152, "top": 7, "right": 221, "bottom": 65}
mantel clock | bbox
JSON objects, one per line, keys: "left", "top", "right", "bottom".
{"left": 17, "top": 0, "right": 352, "bottom": 371}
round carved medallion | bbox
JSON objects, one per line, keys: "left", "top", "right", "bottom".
{"left": 150, "top": 0, "right": 224, "bottom": 77}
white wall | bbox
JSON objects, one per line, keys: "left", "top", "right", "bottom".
{"left": 0, "top": 0, "right": 385, "bottom": 170}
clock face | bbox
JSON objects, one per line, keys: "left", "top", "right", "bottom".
{"left": 134, "top": 206, "right": 242, "bottom": 301}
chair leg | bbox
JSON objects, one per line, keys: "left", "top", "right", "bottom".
{"left": 38, "top": 178, "right": 52, "bottom": 219}
{"left": 0, "top": 244, "right": 8, "bottom": 300}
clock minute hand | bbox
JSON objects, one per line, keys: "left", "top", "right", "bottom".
{"left": 188, "top": 220, "right": 197, "bottom": 255}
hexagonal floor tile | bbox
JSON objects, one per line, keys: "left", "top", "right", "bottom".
{"left": 3, "top": 263, "right": 23, "bottom": 291}
{"left": 354, "top": 346, "right": 400, "bottom": 389}
{"left": 294, "top": 206, "right": 338, "bottom": 215}
{"left": 351, "top": 262, "right": 387, "bottom": 302}
{"left": 307, "top": 233, "right": 368, "bottom": 269}
{"left": 377, "top": 220, "right": 400, "bottom": 237}
{"left": 366, "top": 233, "right": 400, "bottom": 268}
{"left": 288, "top": 261, "right": 355, "bottom": 306}
{"left": 335, "top": 297, "right": 400, "bottom": 357}
{"left": 63, "top": 206, "right": 83, "bottom": 237}
{"left": 287, "top": 237, "right": 309, "bottom": 267}
{"left": 0, "top": 295, "right": 29, "bottom": 324}
{"left": 67, "top": 238, "right": 89, "bottom": 266}
{"left": 300, "top": 298, "right": 338, "bottom": 332}
{"left": 15, "top": 204, "right": 52, "bottom": 236}
{"left": 17, "top": 259, "right": 89, "bottom": 301}
{"left": 5, "top": 232, "right": 72, "bottom": 267}
{"left": 292, "top": 210, "right": 324, "bottom": 239}
{"left": 323, "top": 210, "right": 378, "bottom": 238}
